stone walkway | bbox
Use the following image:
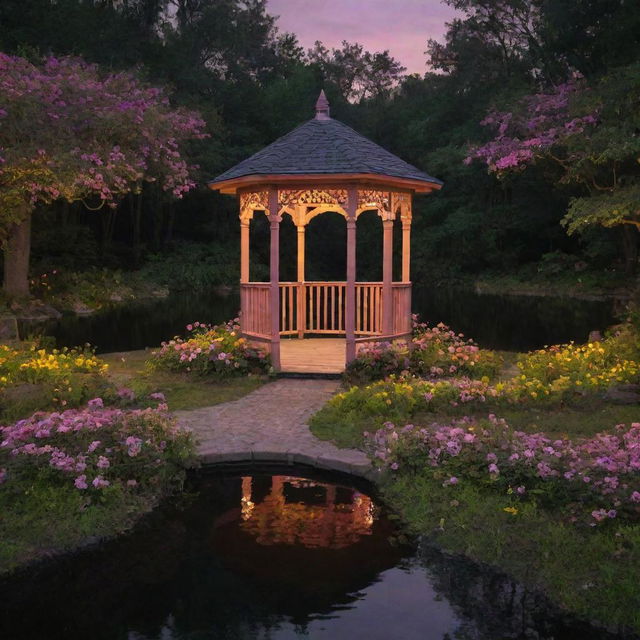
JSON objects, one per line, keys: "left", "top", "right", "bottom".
{"left": 175, "top": 379, "right": 374, "bottom": 479}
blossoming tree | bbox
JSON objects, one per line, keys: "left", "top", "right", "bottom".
{"left": 466, "top": 65, "right": 640, "bottom": 271}
{"left": 0, "top": 53, "right": 208, "bottom": 297}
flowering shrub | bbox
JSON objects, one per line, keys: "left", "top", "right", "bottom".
{"left": 344, "top": 320, "right": 502, "bottom": 384}
{"left": 150, "top": 319, "right": 270, "bottom": 378}
{"left": 330, "top": 376, "right": 498, "bottom": 421}
{"left": 0, "top": 399, "right": 195, "bottom": 494}
{"left": 367, "top": 417, "right": 640, "bottom": 525}
{"left": 345, "top": 342, "right": 410, "bottom": 385}
{"left": 411, "top": 320, "right": 503, "bottom": 379}
{"left": 515, "top": 337, "right": 639, "bottom": 391}
{"left": 0, "top": 344, "right": 110, "bottom": 413}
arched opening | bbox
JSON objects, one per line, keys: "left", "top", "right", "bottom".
{"left": 356, "top": 209, "right": 382, "bottom": 282}
{"left": 279, "top": 214, "right": 297, "bottom": 282}
{"left": 305, "top": 211, "right": 346, "bottom": 281}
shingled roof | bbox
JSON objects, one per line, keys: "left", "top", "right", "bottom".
{"left": 209, "top": 92, "right": 443, "bottom": 191}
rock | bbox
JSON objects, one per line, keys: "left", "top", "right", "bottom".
{"left": 606, "top": 384, "right": 640, "bottom": 404}
{"left": 10, "top": 300, "right": 62, "bottom": 321}
{"left": 588, "top": 330, "right": 603, "bottom": 342}
{"left": 0, "top": 316, "right": 19, "bottom": 341}
{"left": 72, "top": 301, "right": 95, "bottom": 315}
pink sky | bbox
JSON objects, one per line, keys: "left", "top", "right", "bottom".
{"left": 267, "top": 0, "right": 459, "bottom": 75}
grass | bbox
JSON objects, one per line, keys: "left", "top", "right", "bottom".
{"left": 0, "top": 482, "right": 157, "bottom": 574}
{"left": 310, "top": 390, "right": 640, "bottom": 450}
{"left": 100, "top": 350, "right": 266, "bottom": 411}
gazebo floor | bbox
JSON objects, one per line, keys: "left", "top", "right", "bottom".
{"left": 280, "top": 338, "right": 346, "bottom": 374}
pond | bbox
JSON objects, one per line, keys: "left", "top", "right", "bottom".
{"left": 24, "top": 285, "right": 620, "bottom": 354}
{"left": 0, "top": 468, "right": 625, "bottom": 640}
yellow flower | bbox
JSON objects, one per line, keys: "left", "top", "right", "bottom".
{"left": 503, "top": 506, "right": 518, "bottom": 515}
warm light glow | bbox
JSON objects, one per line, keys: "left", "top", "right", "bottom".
{"left": 239, "top": 475, "right": 376, "bottom": 549}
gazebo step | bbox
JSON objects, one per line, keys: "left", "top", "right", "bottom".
{"left": 277, "top": 371, "right": 342, "bottom": 380}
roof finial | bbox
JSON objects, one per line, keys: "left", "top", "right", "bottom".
{"left": 315, "top": 90, "right": 330, "bottom": 120}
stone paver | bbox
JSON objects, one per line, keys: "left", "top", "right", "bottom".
{"left": 175, "top": 379, "right": 374, "bottom": 479}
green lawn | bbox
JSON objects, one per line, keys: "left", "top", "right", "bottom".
{"left": 101, "top": 350, "right": 266, "bottom": 411}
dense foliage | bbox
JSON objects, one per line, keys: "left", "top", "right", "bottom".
{"left": 1, "top": 0, "right": 638, "bottom": 293}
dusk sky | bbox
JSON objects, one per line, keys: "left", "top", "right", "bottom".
{"left": 267, "top": 0, "right": 459, "bottom": 75}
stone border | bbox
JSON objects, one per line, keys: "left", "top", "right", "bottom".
{"left": 198, "top": 450, "right": 378, "bottom": 482}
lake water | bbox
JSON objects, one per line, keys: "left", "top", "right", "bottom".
{"left": 0, "top": 469, "right": 620, "bottom": 640}
{"left": 22, "top": 286, "right": 620, "bottom": 354}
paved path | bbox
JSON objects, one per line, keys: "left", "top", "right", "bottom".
{"left": 175, "top": 379, "right": 374, "bottom": 479}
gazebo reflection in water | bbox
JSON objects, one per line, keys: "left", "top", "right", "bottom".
{"left": 209, "top": 91, "right": 442, "bottom": 374}
{"left": 238, "top": 475, "right": 375, "bottom": 549}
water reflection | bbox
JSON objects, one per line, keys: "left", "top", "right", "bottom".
{"left": 0, "top": 470, "right": 629, "bottom": 640}
{"left": 235, "top": 476, "right": 374, "bottom": 548}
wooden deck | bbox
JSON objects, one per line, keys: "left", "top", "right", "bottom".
{"left": 280, "top": 338, "right": 346, "bottom": 374}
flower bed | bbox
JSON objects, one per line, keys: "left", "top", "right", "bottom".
{"left": 0, "top": 398, "right": 194, "bottom": 495}
{"left": 515, "top": 336, "right": 639, "bottom": 391}
{"left": 344, "top": 320, "right": 502, "bottom": 385}
{"left": 0, "top": 398, "right": 195, "bottom": 572}
{"left": 0, "top": 344, "right": 111, "bottom": 418}
{"left": 150, "top": 319, "right": 270, "bottom": 377}
{"left": 367, "top": 417, "right": 640, "bottom": 526}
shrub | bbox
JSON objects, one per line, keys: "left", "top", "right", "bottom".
{"left": 344, "top": 320, "right": 503, "bottom": 385}
{"left": 515, "top": 334, "right": 639, "bottom": 391}
{"left": 150, "top": 319, "right": 270, "bottom": 377}
{"left": 0, "top": 344, "right": 111, "bottom": 418}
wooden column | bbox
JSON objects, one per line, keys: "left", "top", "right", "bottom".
{"left": 296, "top": 210, "right": 306, "bottom": 338}
{"left": 382, "top": 217, "right": 394, "bottom": 336}
{"left": 240, "top": 219, "right": 250, "bottom": 283}
{"left": 402, "top": 219, "right": 411, "bottom": 282}
{"left": 345, "top": 187, "right": 357, "bottom": 363}
{"left": 268, "top": 188, "right": 281, "bottom": 370}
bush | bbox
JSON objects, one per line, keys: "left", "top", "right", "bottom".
{"left": 514, "top": 332, "right": 639, "bottom": 393}
{"left": 150, "top": 319, "right": 270, "bottom": 378}
{"left": 0, "top": 344, "right": 111, "bottom": 419}
{"left": 344, "top": 320, "right": 503, "bottom": 385}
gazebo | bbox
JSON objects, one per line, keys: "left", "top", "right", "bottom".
{"left": 208, "top": 92, "right": 442, "bottom": 373}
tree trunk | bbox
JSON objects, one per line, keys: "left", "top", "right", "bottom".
{"left": 622, "top": 225, "right": 638, "bottom": 275}
{"left": 3, "top": 213, "right": 32, "bottom": 298}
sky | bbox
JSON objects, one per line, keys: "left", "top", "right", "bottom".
{"left": 267, "top": 0, "right": 459, "bottom": 75}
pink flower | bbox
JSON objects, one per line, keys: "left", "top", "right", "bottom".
{"left": 87, "top": 397, "right": 103, "bottom": 409}
{"left": 631, "top": 491, "right": 640, "bottom": 503}
{"left": 92, "top": 475, "right": 110, "bottom": 489}
{"left": 74, "top": 475, "right": 88, "bottom": 489}
{"left": 87, "top": 440, "right": 101, "bottom": 453}
{"left": 97, "top": 455, "right": 110, "bottom": 469}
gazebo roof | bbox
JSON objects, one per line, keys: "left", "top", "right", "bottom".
{"left": 209, "top": 92, "right": 443, "bottom": 194}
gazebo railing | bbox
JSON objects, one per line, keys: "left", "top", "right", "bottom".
{"left": 241, "top": 281, "right": 411, "bottom": 339}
